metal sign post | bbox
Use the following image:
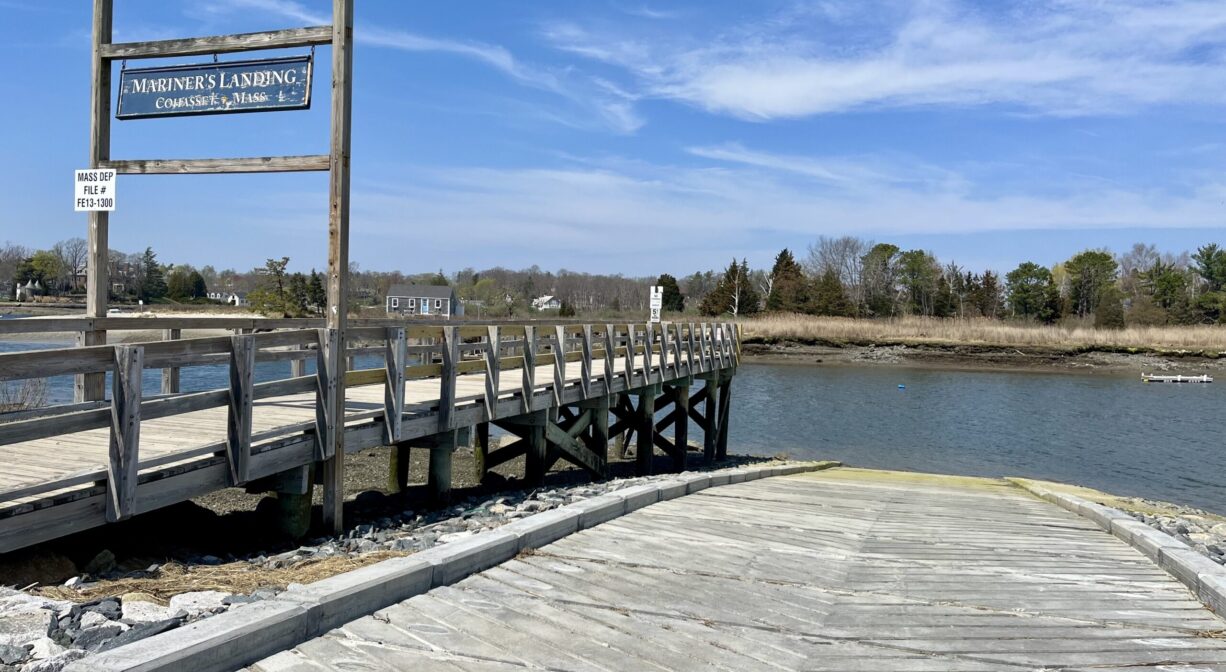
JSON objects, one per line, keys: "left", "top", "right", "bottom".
{"left": 650, "top": 285, "right": 663, "bottom": 324}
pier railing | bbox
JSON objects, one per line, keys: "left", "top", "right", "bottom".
{"left": 0, "top": 319, "right": 739, "bottom": 532}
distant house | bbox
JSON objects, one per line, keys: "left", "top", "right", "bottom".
{"left": 207, "top": 291, "right": 248, "bottom": 307}
{"left": 532, "top": 295, "right": 562, "bottom": 311}
{"left": 386, "top": 284, "right": 463, "bottom": 318}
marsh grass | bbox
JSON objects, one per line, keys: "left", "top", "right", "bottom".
{"left": 741, "top": 314, "right": 1226, "bottom": 352}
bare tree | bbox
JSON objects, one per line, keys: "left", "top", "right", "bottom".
{"left": 52, "top": 238, "right": 88, "bottom": 291}
{"left": 807, "top": 236, "right": 869, "bottom": 310}
{"left": 0, "top": 242, "right": 29, "bottom": 298}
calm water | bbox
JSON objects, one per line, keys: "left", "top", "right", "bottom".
{"left": 4, "top": 339, "right": 1223, "bottom": 513}
{"left": 730, "top": 363, "right": 1226, "bottom": 514}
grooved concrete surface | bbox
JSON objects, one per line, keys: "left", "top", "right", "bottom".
{"left": 249, "top": 468, "right": 1226, "bottom": 671}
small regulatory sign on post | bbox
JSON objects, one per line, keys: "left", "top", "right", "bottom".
{"left": 649, "top": 285, "right": 663, "bottom": 323}
{"left": 74, "top": 169, "right": 116, "bottom": 212}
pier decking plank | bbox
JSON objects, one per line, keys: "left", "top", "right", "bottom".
{"left": 251, "top": 468, "right": 1226, "bottom": 671}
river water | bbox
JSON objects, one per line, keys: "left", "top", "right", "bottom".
{"left": 731, "top": 362, "right": 1226, "bottom": 514}
{"left": 3, "top": 340, "right": 1223, "bottom": 514}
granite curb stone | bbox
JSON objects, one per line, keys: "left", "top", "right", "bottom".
{"left": 570, "top": 494, "right": 627, "bottom": 529}
{"left": 65, "top": 600, "right": 309, "bottom": 672}
{"left": 614, "top": 484, "right": 662, "bottom": 512}
{"left": 415, "top": 530, "right": 518, "bottom": 586}
{"left": 277, "top": 557, "right": 433, "bottom": 635}
{"left": 499, "top": 507, "right": 581, "bottom": 551}
{"left": 1009, "top": 478, "right": 1226, "bottom": 618}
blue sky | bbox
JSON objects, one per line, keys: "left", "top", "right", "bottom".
{"left": 2, "top": 0, "right": 1225, "bottom": 277}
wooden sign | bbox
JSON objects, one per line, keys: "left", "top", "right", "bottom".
{"left": 117, "top": 55, "right": 312, "bottom": 119}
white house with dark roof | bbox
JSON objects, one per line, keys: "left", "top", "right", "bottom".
{"left": 386, "top": 284, "right": 463, "bottom": 318}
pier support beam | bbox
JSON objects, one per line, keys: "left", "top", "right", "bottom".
{"left": 579, "top": 396, "right": 610, "bottom": 477}
{"left": 668, "top": 379, "right": 690, "bottom": 472}
{"left": 701, "top": 374, "right": 720, "bottom": 462}
{"left": 428, "top": 431, "right": 457, "bottom": 506}
{"left": 474, "top": 422, "right": 491, "bottom": 482}
{"left": 635, "top": 384, "right": 660, "bottom": 476}
{"left": 716, "top": 372, "right": 732, "bottom": 460}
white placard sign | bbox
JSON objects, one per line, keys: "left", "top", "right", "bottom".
{"left": 649, "top": 285, "right": 663, "bottom": 323}
{"left": 74, "top": 169, "right": 117, "bottom": 212}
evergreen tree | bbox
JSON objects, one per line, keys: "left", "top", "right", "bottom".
{"left": 558, "top": 300, "right": 577, "bottom": 317}
{"left": 139, "top": 247, "right": 167, "bottom": 301}
{"left": 970, "top": 270, "right": 1002, "bottom": 318}
{"left": 700, "top": 259, "right": 760, "bottom": 316}
{"left": 166, "top": 268, "right": 191, "bottom": 300}
{"left": 1192, "top": 243, "right": 1226, "bottom": 291}
{"left": 289, "top": 273, "right": 309, "bottom": 315}
{"left": 1065, "top": 250, "right": 1118, "bottom": 317}
{"left": 188, "top": 270, "right": 207, "bottom": 299}
{"left": 307, "top": 271, "right": 327, "bottom": 314}
{"left": 1094, "top": 286, "right": 1125, "bottom": 329}
{"left": 656, "top": 274, "right": 684, "bottom": 312}
{"left": 1005, "top": 262, "right": 1053, "bottom": 319}
{"left": 765, "top": 248, "right": 807, "bottom": 312}
{"left": 808, "top": 268, "right": 854, "bottom": 316}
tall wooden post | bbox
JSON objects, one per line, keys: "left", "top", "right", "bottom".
{"left": 321, "top": 0, "right": 354, "bottom": 534}
{"left": 79, "top": 0, "right": 113, "bottom": 403}
{"left": 635, "top": 385, "right": 657, "bottom": 476}
{"left": 702, "top": 375, "right": 720, "bottom": 462}
{"left": 672, "top": 382, "right": 690, "bottom": 472}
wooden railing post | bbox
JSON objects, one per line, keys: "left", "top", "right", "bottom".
{"left": 644, "top": 322, "right": 656, "bottom": 384}
{"left": 652, "top": 323, "right": 662, "bottom": 380}
{"left": 687, "top": 322, "right": 697, "bottom": 374}
{"left": 314, "top": 328, "right": 338, "bottom": 461}
{"left": 624, "top": 325, "right": 636, "bottom": 384}
{"left": 580, "top": 324, "right": 593, "bottom": 398}
{"left": 226, "top": 334, "right": 255, "bottom": 485}
{"left": 715, "top": 321, "right": 725, "bottom": 367}
{"left": 521, "top": 325, "right": 536, "bottom": 413}
{"left": 706, "top": 321, "right": 715, "bottom": 370}
{"left": 552, "top": 325, "right": 566, "bottom": 405}
{"left": 439, "top": 326, "right": 458, "bottom": 432}
{"left": 383, "top": 327, "right": 406, "bottom": 444}
{"left": 290, "top": 342, "right": 306, "bottom": 378}
{"left": 602, "top": 324, "right": 616, "bottom": 391}
{"left": 106, "top": 344, "right": 142, "bottom": 522}
{"left": 160, "top": 328, "right": 181, "bottom": 395}
{"left": 484, "top": 326, "right": 500, "bottom": 420}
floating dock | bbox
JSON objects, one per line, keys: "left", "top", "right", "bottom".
{"left": 1142, "top": 373, "right": 1214, "bottom": 383}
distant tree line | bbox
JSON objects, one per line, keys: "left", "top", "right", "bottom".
{"left": 693, "top": 237, "right": 1226, "bottom": 327}
{"left": 6, "top": 235, "right": 1224, "bottom": 328}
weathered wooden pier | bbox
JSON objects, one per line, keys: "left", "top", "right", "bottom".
{"left": 0, "top": 317, "right": 739, "bottom": 553}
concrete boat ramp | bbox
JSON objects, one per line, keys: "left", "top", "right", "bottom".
{"left": 233, "top": 467, "right": 1226, "bottom": 672}
{"left": 74, "top": 465, "right": 1226, "bottom": 671}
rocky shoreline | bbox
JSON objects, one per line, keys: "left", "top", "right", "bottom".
{"left": 0, "top": 459, "right": 794, "bottom": 671}
{"left": 743, "top": 340, "right": 1226, "bottom": 375}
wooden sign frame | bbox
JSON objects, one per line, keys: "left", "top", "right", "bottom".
{"left": 83, "top": 0, "right": 353, "bottom": 531}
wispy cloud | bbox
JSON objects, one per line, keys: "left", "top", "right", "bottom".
{"left": 545, "top": 0, "right": 1226, "bottom": 120}
{"left": 335, "top": 147, "right": 1226, "bottom": 272}
{"left": 194, "top": 0, "right": 643, "bottom": 133}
